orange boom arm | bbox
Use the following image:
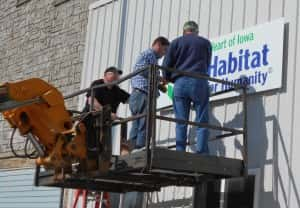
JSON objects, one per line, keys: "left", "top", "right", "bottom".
{"left": 0, "top": 78, "right": 87, "bottom": 170}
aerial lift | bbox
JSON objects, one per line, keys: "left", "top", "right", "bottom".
{"left": 0, "top": 65, "right": 252, "bottom": 207}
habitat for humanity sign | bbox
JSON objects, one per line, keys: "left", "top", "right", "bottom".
{"left": 209, "top": 18, "right": 284, "bottom": 100}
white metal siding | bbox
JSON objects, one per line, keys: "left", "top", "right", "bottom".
{"left": 0, "top": 168, "right": 61, "bottom": 208}
{"left": 82, "top": 0, "right": 300, "bottom": 207}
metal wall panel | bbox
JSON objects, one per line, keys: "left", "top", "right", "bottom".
{"left": 0, "top": 168, "right": 61, "bottom": 208}
{"left": 82, "top": 0, "right": 300, "bottom": 207}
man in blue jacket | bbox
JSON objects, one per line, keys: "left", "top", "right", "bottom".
{"left": 163, "top": 21, "right": 212, "bottom": 154}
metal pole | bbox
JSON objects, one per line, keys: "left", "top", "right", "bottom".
{"left": 145, "top": 65, "right": 155, "bottom": 170}
{"left": 118, "top": 194, "right": 124, "bottom": 208}
{"left": 90, "top": 88, "right": 95, "bottom": 112}
{"left": 59, "top": 188, "right": 64, "bottom": 208}
{"left": 242, "top": 87, "right": 248, "bottom": 177}
{"left": 193, "top": 183, "right": 208, "bottom": 208}
{"left": 34, "top": 164, "right": 40, "bottom": 186}
{"left": 151, "top": 65, "right": 157, "bottom": 150}
{"left": 27, "top": 132, "right": 45, "bottom": 157}
{"left": 149, "top": 65, "right": 158, "bottom": 170}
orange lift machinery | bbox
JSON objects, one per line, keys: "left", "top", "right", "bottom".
{"left": 0, "top": 78, "right": 112, "bottom": 176}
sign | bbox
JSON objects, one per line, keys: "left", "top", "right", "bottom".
{"left": 158, "top": 18, "right": 285, "bottom": 107}
{"left": 208, "top": 18, "right": 284, "bottom": 99}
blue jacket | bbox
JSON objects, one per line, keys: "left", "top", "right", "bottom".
{"left": 163, "top": 34, "right": 212, "bottom": 82}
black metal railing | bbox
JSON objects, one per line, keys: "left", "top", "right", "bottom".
{"left": 64, "top": 64, "right": 248, "bottom": 177}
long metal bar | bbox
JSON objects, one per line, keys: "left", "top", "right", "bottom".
{"left": 112, "top": 113, "right": 147, "bottom": 125}
{"left": 156, "top": 115, "right": 244, "bottom": 134}
{"left": 210, "top": 87, "right": 237, "bottom": 97}
{"left": 156, "top": 104, "right": 173, "bottom": 113}
{"left": 27, "top": 132, "right": 45, "bottom": 157}
{"left": 59, "top": 188, "right": 64, "bottom": 208}
{"left": 0, "top": 98, "right": 43, "bottom": 112}
{"left": 90, "top": 88, "right": 95, "bottom": 112}
{"left": 64, "top": 65, "right": 245, "bottom": 101}
{"left": 63, "top": 67, "right": 148, "bottom": 100}
{"left": 157, "top": 65, "right": 245, "bottom": 89}
{"left": 242, "top": 87, "right": 248, "bottom": 177}
{"left": 166, "top": 132, "right": 239, "bottom": 149}
{"left": 209, "top": 132, "right": 238, "bottom": 141}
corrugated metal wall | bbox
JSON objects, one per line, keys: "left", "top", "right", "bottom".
{"left": 0, "top": 168, "right": 61, "bottom": 208}
{"left": 82, "top": 0, "right": 300, "bottom": 207}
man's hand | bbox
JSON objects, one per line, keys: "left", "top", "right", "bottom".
{"left": 158, "top": 77, "right": 168, "bottom": 93}
{"left": 158, "top": 84, "right": 167, "bottom": 93}
{"left": 159, "top": 77, "right": 168, "bottom": 85}
{"left": 88, "top": 97, "right": 103, "bottom": 111}
{"left": 111, "top": 113, "right": 117, "bottom": 120}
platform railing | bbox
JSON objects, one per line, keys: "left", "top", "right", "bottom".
{"left": 64, "top": 64, "right": 248, "bottom": 177}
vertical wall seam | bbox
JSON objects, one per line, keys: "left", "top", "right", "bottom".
{"left": 127, "top": 0, "right": 138, "bottom": 73}
{"left": 167, "top": 0, "right": 172, "bottom": 38}
{"left": 148, "top": 0, "right": 155, "bottom": 46}
{"left": 97, "top": 7, "right": 107, "bottom": 77}
{"left": 116, "top": 0, "right": 125, "bottom": 67}
{"left": 90, "top": 9, "right": 101, "bottom": 80}
{"left": 268, "top": 0, "right": 272, "bottom": 21}
{"left": 218, "top": 0, "right": 223, "bottom": 35}
{"left": 255, "top": 0, "right": 258, "bottom": 24}
{"left": 139, "top": 0, "right": 146, "bottom": 52}
{"left": 176, "top": 0, "right": 182, "bottom": 36}
{"left": 230, "top": 0, "right": 234, "bottom": 32}
{"left": 243, "top": 0, "right": 247, "bottom": 28}
{"left": 288, "top": 0, "right": 299, "bottom": 206}
{"left": 197, "top": 0, "right": 202, "bottom": 28}
{"left": 188, "top": 0, "right": 191, "bottom": 20}
{"left": 158, "top": 0, "right": 163, "bottom": 36}
{"left": 207, "top": 0, "right": 212, "bottom": 37}
{"left": 106, "top": 2, "right": 115, "bottom": 67}
{"left": 282, "top": 0, "right": 285, "bottom": 18}
{"left": 80, "top": 8, "right": 93, "bottom": 93}
{"left": 115, "top": 1, "right": 122, "bottom": 65}
{"left": 275, "top": 0, "right": 285, "bottom": 161}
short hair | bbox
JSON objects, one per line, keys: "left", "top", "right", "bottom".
{"left": 104, "top": 66, "right": 122, "bottom": 75}
{"left": 152, "top": 36, "right": 170, "bottom": 47}
{"left": 183, "top": 21, "right": 199, "bottom": 33}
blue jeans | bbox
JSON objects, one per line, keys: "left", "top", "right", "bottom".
{"left": 173, "top": 77, "right": 209, "bottom": 154}
{"left": 129, "top": 89, "right": 147, "bottom": 148}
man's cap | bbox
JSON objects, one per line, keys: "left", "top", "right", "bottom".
{"left": 183, "top": 21, "right": 199, "bottom": 32}
{"left": 104, "top": 66, "right": 123, "bottom": 75}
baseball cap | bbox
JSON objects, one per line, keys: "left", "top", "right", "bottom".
{"left": 183, "top": 21, "right": 199, "bottom": 32}
{"left": 104, "top": 66, "right": 123, "bottom": 75}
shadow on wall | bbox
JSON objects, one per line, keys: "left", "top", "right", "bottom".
{"left": 148, "top": 94, "right": 300, "bottom": 208}
{"left": 146, "top": 21, "right": 293, "bottom": 208}
{"left": 202, "top": 98, "right": 299, "bottom": 207}
{"left": 266, "top": 115, "right": 300, "bottom": 208}
{"left": 186, "top": 85, "right": 270, "bottom": 207}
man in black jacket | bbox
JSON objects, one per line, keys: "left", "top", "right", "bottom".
{"left": 83, "top": 66, "right": 130, "bottom": 160}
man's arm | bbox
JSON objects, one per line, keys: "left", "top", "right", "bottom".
{"left": 207, "top": 41, "right": 212, "bottom": 69}
{"left": 86, "top": 80, "right": 103, "bottom": 111}
{"left": 119, "top": 88, "right": 130, "bottom": 104}
{"left": 162, "top": 42, "right": 176, "bottom": 81}
{"left": 134, "top": 52, "right": 155, "bottom": 78}
{"left": 87, "top": 97, "right": 103, "bottom": 111}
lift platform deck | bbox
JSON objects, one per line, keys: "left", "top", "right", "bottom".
{"left": 36, "top": 148, "right": 244, "bottom": 193}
